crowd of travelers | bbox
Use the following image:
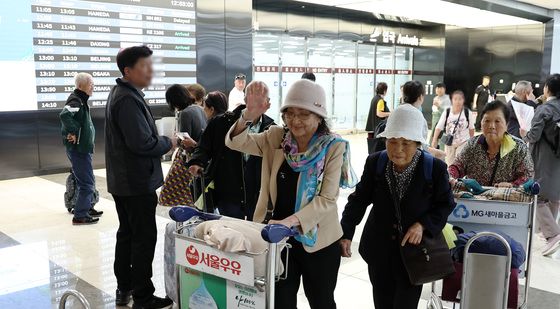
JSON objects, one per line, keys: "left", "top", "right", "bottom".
{"left": 59, "top": 44, "right": 560, "bottom": 309}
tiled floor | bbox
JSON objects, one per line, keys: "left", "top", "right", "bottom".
{"left": 0, "top": 133, "right": 559, "bottom": 308}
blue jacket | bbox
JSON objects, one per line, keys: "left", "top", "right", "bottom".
{"left": 451, "top": 231, "right": 526, "bottom": 269}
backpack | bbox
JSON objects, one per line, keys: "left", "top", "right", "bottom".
{"left": 375, "top": 150, "right": 434, "bottom": 188}
{"left": 438, "top": 107, "right": 470, "bottom": 140}
{"left": 443, "top": 107, "right": 470, "bottom": 131}
{"left": 542, "top": 120, "right": 560, "bottom": 158}
{"left": 64, "top": 172, "right": 99, "bottom": 212}
{"left": 368, "top": 119, "right": 388, "bottom": 154}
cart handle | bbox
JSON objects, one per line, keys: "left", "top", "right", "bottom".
{"left": 527, "top": 181, "right": 540, "bottom": 195}
{"left": 461, "top": 231, "right": 512, "bottom": 309}
{"left": 58, "top": 290, "right": 91, "bottom": 309}
{"left": 261, "top": 224, "right": 300, "bottom": 243}
{"left": 459, "top": 178, "right": 540, "bottom": 195}
{"left": 169, "top": 206, "right": 221, "bottom": 222}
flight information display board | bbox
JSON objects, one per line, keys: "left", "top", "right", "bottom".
{"left": 0, "top": 0, "right": 196, "bottom": 111}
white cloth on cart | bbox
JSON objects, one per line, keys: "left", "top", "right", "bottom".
{"left": 194, "top": 220, "right": 285, "bottom": 277}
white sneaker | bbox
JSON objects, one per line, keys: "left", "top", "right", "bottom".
{"left": 542, "top": 234, "right": 560, "bottom": 256}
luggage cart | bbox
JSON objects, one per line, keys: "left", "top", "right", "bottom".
{"left": 428, "top": 193, "right": 537, "bottom": 309}
{"left": 173, "top": 217, "right": 287, "bottom": 309}
{"left": 170, "top": 172, "right": 288, "bottom": 308}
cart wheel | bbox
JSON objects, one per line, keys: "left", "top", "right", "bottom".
{"left": 67, "top": 208, "right": 73, "bottom": 214}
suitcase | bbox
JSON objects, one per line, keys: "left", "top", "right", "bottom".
{"left": 64, "top": 172, "right": 100, "bottom": 213}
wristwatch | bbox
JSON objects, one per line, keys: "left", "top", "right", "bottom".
{"left": 241, "top": 111, "right": 253, "bottom": 126}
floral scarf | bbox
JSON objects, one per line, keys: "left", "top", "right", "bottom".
{"left": 281, "top": 130, "right": 358, "bottom": 246}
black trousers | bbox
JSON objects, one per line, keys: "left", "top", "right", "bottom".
{"left": 367, "top": 245, "right": 422, "bottom": 309}
{"left": 275, "top": 239, "right": 341, "bottom": 309}
{"left": 475, "top": 102, "right": 486, "bottom": 131}
{"left": 113, "top": 193, "right": 158, "bottom": 304}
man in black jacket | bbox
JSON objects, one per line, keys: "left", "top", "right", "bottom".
{"left": 188, "top": 104, "right": 274, "bottom": 220}
{"left": 105, "top": 45, "right": 174, "bottom": 309}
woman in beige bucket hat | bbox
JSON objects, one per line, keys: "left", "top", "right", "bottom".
{"left": 226, "top": 79, "right": 357, "bottom": 308}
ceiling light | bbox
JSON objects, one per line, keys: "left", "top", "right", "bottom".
{"left": 293, "top": 0, "right": 540, "bottom": 28}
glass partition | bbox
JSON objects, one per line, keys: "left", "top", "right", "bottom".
{"left": 332, "top": 40, "right": 356, "bottom": 129}
{"left": 280, "top": 35, "right": 306, "bottom": 124}
{"left": 253, "top": 33, "right": 281, "bottom": 121}
{"left": 253, "top": 32, "right": 415, "bottom": 131}
{"left": 375, "top": 45, "right": 395, "bottom": 110}
{"left": 394, "top": 46, "right": 413, "bottom": 107}
{"left": 307, "top": 38, "right": 334, "bottom": 117}
{"left": 357, "top": 44, "right": 375, "bottom": 130}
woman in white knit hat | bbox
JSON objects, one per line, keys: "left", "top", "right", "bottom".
{"left": 226, "top": 79, "right": 357, "bottom": 309}
{"left": 340, "top": 106, "right": 455, "bottom": 309}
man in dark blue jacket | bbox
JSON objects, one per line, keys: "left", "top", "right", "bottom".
{"left": 59, "top": 72, "right": 102, "bottom": 225}
{"left": 105, "top": 45, "right": 174, "bottom": 309}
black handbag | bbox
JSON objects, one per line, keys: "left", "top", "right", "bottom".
{"left": 440, "top": 133, "right": 454, "bottom": 146}
{"left": 389, "top": 170, "right": 455, "bottom": 285}
{"left": 367, "top": 119, "right": 388, "bottom": 154}
{"left": 440, "top": 108, "right": 463, "bottom": 147}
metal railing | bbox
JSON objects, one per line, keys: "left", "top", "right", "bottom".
{"left": 58, "top": 290, "right": 91, "bottom": 309}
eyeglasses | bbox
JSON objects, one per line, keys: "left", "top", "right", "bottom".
{"left": 282, "top": 112, "right": 313, "bottom": 122}
{"left": 235, "top": 74, "right": 246, "bottom": 80}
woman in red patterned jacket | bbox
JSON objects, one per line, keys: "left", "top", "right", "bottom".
{"left": 448, "top": 100, "right": 534, "bottom": 187}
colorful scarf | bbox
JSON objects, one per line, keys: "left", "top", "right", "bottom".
{"left": 281, "top": 131, "right": 358, "bottom": 246}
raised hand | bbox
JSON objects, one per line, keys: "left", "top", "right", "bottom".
{"left": 244, "top": 81, "right": 271, "bottom": 121}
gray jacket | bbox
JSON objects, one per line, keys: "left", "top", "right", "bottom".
{"left": 525, "top": 97, "right": 560, "bottom": 201}
{"left": 105, "top": 78, "right": 172, "bottom": 196}
{"left": 178, "top": 105, "right": 207, "bottom": 142}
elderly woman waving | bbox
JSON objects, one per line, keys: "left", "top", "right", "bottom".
{"left": 340, "top": 106, "right": 455, "bottom": 309}
{"left": 226, "top": 80, "right": 357, "bottom": 309}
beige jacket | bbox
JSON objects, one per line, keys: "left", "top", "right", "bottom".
{"left": 226, "top": 123, "right": 345, "bottom": 253}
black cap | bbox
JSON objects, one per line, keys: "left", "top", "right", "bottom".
{"left": 235, "top": 73, "right": 246, "bottom": 80}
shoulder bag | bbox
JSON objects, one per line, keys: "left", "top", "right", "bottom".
{"left": 440, "top": 108, "right": 463, "bottom": 146}
{"left": 388, "top": 157, "right": 455, "bottom": 285}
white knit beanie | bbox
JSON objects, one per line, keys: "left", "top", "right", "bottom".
{"left": 377, "top": 104, "right": 427, "bottom": 144}
{"left": 280, "top": 79, "right": 328, "bottom": 118}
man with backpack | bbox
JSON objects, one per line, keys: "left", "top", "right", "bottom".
{"left": 524, "top": 74, "right": 560, "bottom": 256}
{"left": 59, "top": 72, "right": 102, "bottom": 225}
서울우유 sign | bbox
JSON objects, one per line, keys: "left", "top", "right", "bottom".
{"left": 175, "top": 238, "right": 256, "bottom": 286}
